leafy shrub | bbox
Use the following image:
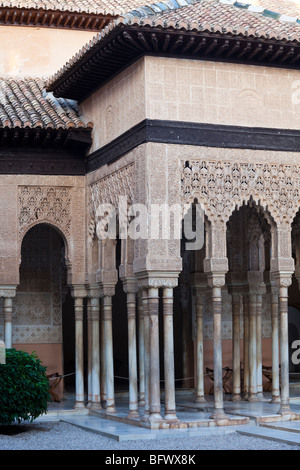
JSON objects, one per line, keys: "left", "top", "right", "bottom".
{"left": 0, "top": 348, "right": 50, "bottom": 426}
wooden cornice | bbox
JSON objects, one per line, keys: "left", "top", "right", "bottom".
{"left": 0, "top": 7, "right": 115, "bottom": 31}
{"left": 48, "top": 24, "right": 300, "bottom": 102}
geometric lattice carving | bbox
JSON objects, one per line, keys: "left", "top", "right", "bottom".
{"left": 88, "top": 163, "right": 134, "bottom": 239}
{"left": 181, "top": 160, "right": 300, "bottom": 226}
{"left": 18, "top": 185, "right": 71, "bottom": 237}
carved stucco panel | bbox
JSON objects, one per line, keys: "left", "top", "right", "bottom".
{"left": 181, "top": 160, "right": 300, "bottom": 227}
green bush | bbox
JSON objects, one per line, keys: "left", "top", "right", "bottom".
{"left": 0, "top": 348, "right": 50, "bottom": 426}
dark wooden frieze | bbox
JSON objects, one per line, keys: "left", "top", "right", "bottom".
{"left": 48, "top": 25, "right": 300, "bottom": 102}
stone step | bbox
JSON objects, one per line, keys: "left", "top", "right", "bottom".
{"left": 238, "top": 423, "right": 300, "bottom": 446}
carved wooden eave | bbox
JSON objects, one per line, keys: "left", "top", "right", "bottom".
{"left": 0, "top": 7, "right": 115, "bottom": 30}
{"left": 47, "top": 23, "right": 300, "bottom": 102}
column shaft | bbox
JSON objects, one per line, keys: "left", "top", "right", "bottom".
{"left": 271, "top": 290, "right": 280, "bottom": 403}
{"left": 210, "top": 286, "right": 226, "bottom": 420}
{"left": 4, "top": 298, "right": 13, "bottom": 349}
{"left": 148, "top": 287, "right": 162, "bottom": 421}
{"left": 279, "top": 286, "right": 291, "bottom": 414}
{"left": 195, "top": 290, "right": 205, "bottom": 403}
{"left": 163, "top": 288, "right": 178, "bottom": 421}
{"left": 256, "top": 294, "right": 263, "bottom": 399}
{"left": 138, "top": 291, "right": 145, "bottom": 407}
{"left": 248, "top": 293, "right": 257, "bottom": 401}
{"left": 103, "top": 295, "right": 116, "bottom": 413}
{"left": 127, "top": 291, "right": 139, "bottom": 417}
{"left": 232, "top": 294, "right": 241, "bottom": 401}
{"left": 242, "top": 294, "right": 249, "bottom": 398}
{"left": 90, "top": 297, "right": 101, "bottom": 408}
{"left": 74, "top": 297, "right": 85, "bottom": 408}
{"left": 142, "top": 289, "right": 150, "bottom": 418}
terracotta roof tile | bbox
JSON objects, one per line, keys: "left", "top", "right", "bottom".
{"left": 0, "top": 0, "right": 160, "bottom": 15}
{"left": 0, "top": 77, "right": 92, "bottom": 129}
{"left": 47, "top": 0, "right": 300, "bottom": 92}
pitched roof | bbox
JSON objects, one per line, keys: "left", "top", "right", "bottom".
{"left": 0, "top": 77, "right": 92, "bottom": 130}
{"left": 46, "top": 0, "right": 300, "bottom": 100}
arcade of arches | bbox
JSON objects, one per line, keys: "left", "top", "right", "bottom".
{"left": 2, "top": 155, "right": 300, "bottom": 428}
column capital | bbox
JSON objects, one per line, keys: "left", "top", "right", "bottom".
{"left": 100, "top": 285, "right": 116, "bottom": 297}
{"left": 272, "top": 272, "right": 293, "bottom": 289}
{"left": 87, "top": 284, "right": 101, "bottom": 298}
{"left": 136, "top": 272, "right": 179, "bottom": 290}
{"left": 71, "top": 285, "right": 87, "bottom": 299}
{"left": 0, "top": 285, "right": 17, "bottom": 298}
{"left": 122, "top": 277, "right": 138, "bottom": 294}
{"left": 206, "top": 272, "right": 226, "bottom": 289}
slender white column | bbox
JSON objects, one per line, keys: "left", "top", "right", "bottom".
{"left": 148, "top": 287, "right": 162, "bottom": 421}
{"left": 127, "top": 290, "right": 139, "bottom": 418}
{"left": 232, "top": 293, "right": 241, "bottom": 401}
{"left": 278, "top": 282, "right": 292, "bottom": 415}
{"left": 103, "top": 295, "right": 116, "bottom": 413}
{"left": 87, "top": 298, "right": 92, "bottom": 405}
{"left": 90, "top": 296, "right": 101, "bottom": 409}
{"left": 256, "top": 293, "right": 263, "bottom": 399}
{"left": 195, "top": 289, "right": 206, "bottom": 403}
{"left": 163, "top": 287, "right": 178, "bottom": 422}
{"left": 248, "top": 293, "right": 257, "bottom": 401}
{"left": 210, "top": 283, "right": 227, "bottom": 420}
{"left": 4, "top": 298, "right": 13, "bottom": 349}
{"left": 242, "top": 294, "right": 249, "bottom": 399}
{"left": 100, "top": 298, "right": 107, "bottom": 405}
{"left": 271, "top": 287, "right": 280, "bottom": 403}
{"left": 142, "top": 289, "right": 150, "bottom": 418}
{"left": 138, "top": 291, "right": 145, "bottom": 407}
{"left": 74, "top": 296, "right": 85, "bottom": 408}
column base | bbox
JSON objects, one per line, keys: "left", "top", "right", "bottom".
{"left": 232, "top": 393, "right": 242, "bottom": 402}
{"left": 210, "top": 408, "right": 228, "bottom": 422}
{"left": 89, "top": 402, "right": 102, "bottom": 411}
{"left": 106, "top": 404, "right": 117, "bottom": 413}
{"left": 195, "top": 395, "right": 206, "bottom": 403}
{"left": 74, "top": 401, "right": 86, "bottom": 410}
{"left": 247, "top": 394, "right": 259, "bottom": 402}
{"left": 127, "top": 410, "right": 140, "bottom": 419}
{"left": 257, "top": 391, "right": 264, "bottom": 399}
{"left": 164, "top": 413, "right": 180, "bottom": 423}
{"left": 148, "top": 412, "right": 163, "bottom": 422}
{"left": 278, "top": 403, "right": 292, "bottom": 416}
{"left": 271, "top": 395, "right": 281, "bottom": 404}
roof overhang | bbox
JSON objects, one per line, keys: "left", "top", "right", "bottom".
{"left": 0, "top": 7, "right": 115, "bottom": 30}
{"left": 47, "top": 22, "right": 300, "bottom": 102}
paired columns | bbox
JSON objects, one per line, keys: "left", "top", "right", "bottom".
{"left": 137, "top": 277, "right": 179, "bottom": 424}
{"left": 0, "top": 286, "right": 17, "bottom": 349}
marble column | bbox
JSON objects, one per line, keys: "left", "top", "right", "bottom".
{"left": 100, "top": 298, "right": 107, "bottom": 405}
{"left": 271, "top": 283, "right": 280, "bottom": 403}
{"left": 195, "top": 287, "right": 206, "bottom": 403}
{"left": 125, "top": 285, "right": 139, "bottom": 418}
{"left": 87, "top": 297, "right": 92, "bottom": 406}
{"left": 242, "top": 294, "right": 250, "bottom": 399}
{"left": 163, "top": 287, "right": 179, "bottom": 422}
{"left": 256, "top": 292, "right": 264, "bottom": 399}
{"left": 275, "top": 274, "right": 293, "bottom": 415}
{"left": 138, "top": 290, "right": 145, "bottom": 407}
{"left": 142, "top": 288, "right": 150, "bottom": 418}
{"left": 103, "top": 293, "right": 116, "bottom": 413}
{"left": 90, "top": 295, "right": 101, "bottom": 409}
{"left": 207, "top": 274, "right": 227, "bottom": 421}
{"left": 248, "top": 292, "right": 257, "bottom": 401}
{"left": 3, "top": 298, "right": 13, "bottom": 349}
{"left": 72, "top": 287, "right": 86, "bottom": 409}
{"left": 232, "top": 293, "right": 241, "bottom": 401}
{"left": 148, "top": 286, "right": 162, "bottom": 421}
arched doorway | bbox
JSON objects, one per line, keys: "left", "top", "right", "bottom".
{"left": 16, "top": 223, "right": 73, "bottom": 400}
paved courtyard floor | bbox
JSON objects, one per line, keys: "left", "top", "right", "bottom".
{"left": 1, "top": 390, "right": 300, "bottom": 451}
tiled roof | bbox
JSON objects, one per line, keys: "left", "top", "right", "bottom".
{"left": 0, "top": 77, "right": 92, "bottom": 130}
{"left": 47, "top": 0, "right": 300, "bottom": 96}
{"left": 0, "top": 0, "right": 159, "bottom": 16}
